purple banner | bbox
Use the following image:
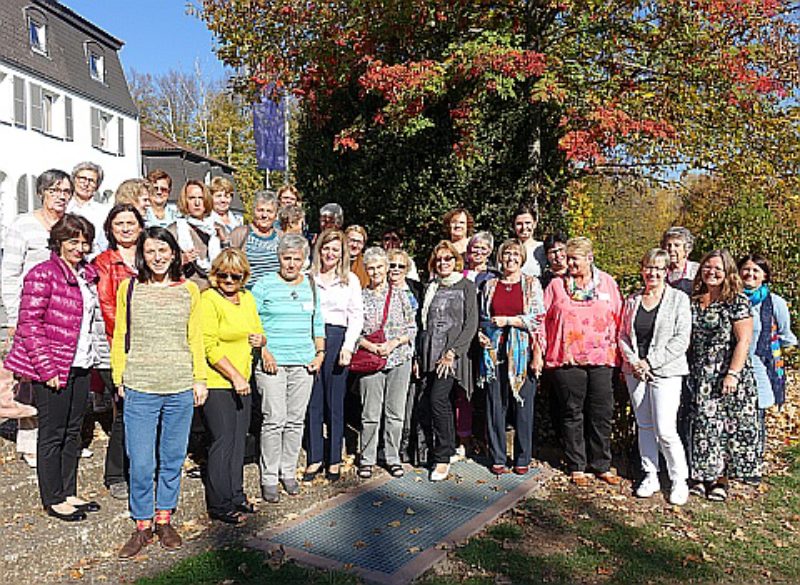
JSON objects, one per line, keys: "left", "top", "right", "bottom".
{"left": 253, "top": 93, "right": 286, "bottom": 171}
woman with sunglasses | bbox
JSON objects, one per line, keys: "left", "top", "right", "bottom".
{"left": 200, "top": 249, "right": 264, "bottom": 524}
{"left": 420, "top": 241, "right": 478, "bottom": 481}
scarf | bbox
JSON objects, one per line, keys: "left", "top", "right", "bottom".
{"left": 744, "top": 283, "right": 770, "bottom": 306}
{"left": 566, "top": 266, "right": 601, "bottom": 301}
{"left": 176, "top": 216, "right": 221, "bottom": 273}
{"left": 421, "top": 272, "right": 463, "bottom": 330}
{"left": 478, "top": 323, "right": 530, "bottom": 405}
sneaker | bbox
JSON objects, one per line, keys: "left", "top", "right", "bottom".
{"left": 80, "top": 448, "right": 93, "bottom": 459}
{"left": 154, "top": 522, "right": 182, "bottom": 550}
{"left": 118, "top": 528, "right": 153, "bottom": 559}
{"left": 281, "top": 478, "right": 300, "bottom": 496}
{"left": 669, "top": 480, "right": 690, "bottom": 506}
{"left": 635, "top": 474, "right": 660, "bottom": 498}
{"left": 261, "top": 484, "right": 280, "bottom": 504}
{"left": 109, "top": 482, "right": 129, "bottom": 500}
{"left": 20, "top": 453, "right": 37, "bottom": 468}
{"left": 450, "top": 444, "right": 466, "bottom": 463}
{"left": 430, "top": 463, "right": 450, "bottom": 482}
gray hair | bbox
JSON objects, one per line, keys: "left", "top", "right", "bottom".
{"left": 71, "top": 161, "right": 104, "bottom": 187}
{"left": 363, "top": 246, "right": 388, "bottom": 267}
{"left": 278, "top": 233, "right": 310, "bottom": 258}
{"left": 37, "top": 169, "right": 71, "bottom": 197}
{"left": 661, "top": 226, "right": 694, "bottom": 253}
{"left": 641, "top": 248, "right": 670, "bottom": 269}
{"left": 469, "top": 231, "right": 495, "bottom": 251}
{"left": 253, "top": 190, "right": 278, "bottom": 209}
{"left": 319, "top": 202, "right": 344, "bottom": 227}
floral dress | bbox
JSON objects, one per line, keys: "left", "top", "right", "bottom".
{"left": 688, "top": 293, "right": 760, "bottom": 481}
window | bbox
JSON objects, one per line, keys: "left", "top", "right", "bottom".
{"left": 64, "top": 97, "right": 73, "bottom": 141}
{"left": 30, "top": 84, "right": 59, "bottom": 135}
{"left": 13, "top": 76, "right": 26, "bottom": 128}
{"left": 27, "top": 14, "right": 47, "bottom": 55}
{"left": 91, "top": 106, "right": 113, "bottom": 150}
{"left": 89, "top": 52, "right": 104, "bottom": 83}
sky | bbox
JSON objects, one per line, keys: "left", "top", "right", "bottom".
{"left": 63, "top": 0, "right": 228, "bottom": 80}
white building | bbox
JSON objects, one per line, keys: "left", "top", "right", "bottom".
{"left": 0, "top": 0, "right": 140, "bottom": 246}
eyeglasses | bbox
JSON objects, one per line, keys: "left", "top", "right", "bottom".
{"left": 388, "top": 263, "right": 406, "bottom": 269}
{"left": 217, "top": 272, "right": 244, "bottom": 282}
{"left": 46, "top": 187, "right": 72, "bottom": 197}
{"left": 74, "top": 175, "right": 97, "bottom": 185}
{"left": 642, "top": 266, "right": 666, "bottom": 273}
{"left": 436, "top": 256, "right": 455, "bottom": 263}
{"left": 547, "top": 247, "right": 566, "bottom": 257}
{"left": 154, "top": 186, "right": 170, "bottom": 193}
{"left": 383, "top": 235, "right": 400, "bottom": 242}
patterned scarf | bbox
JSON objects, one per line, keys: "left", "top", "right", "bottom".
{"left": 478, "top": 323, "right": 530, "bottom": 404}
{"left": 566, "top": 266, "right": 601, "bottom": 301}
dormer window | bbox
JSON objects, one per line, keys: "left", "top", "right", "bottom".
{"left": 85, "top": 42, "right": 106, "bottom": 83}
{"left": 26, "top": 9, "right": 48, "bottom": 56}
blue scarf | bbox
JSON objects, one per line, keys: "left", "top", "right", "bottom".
{"left": 744, "top": 284, "right": 769, "bottom": 306}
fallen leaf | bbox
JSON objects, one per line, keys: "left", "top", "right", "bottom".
{"left": 408, "top": 546, "right": 421, "bottom": 554}
{"left": 405, "top": 507, "right": 416, "bottom": 515}
{"left": 409, "top": 528, "right": 421, "bottom": 534}
{"left": 388, "top": 520, "right": 402, "bottom": 527}
{"left": 372, "top": 500, "right": 384, "bottom": 507}
{"left": 353, "top": 540, "right": 367, "bottom": 549}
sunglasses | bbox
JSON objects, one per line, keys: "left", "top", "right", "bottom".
{"left": 388, "top": 263, "right": 406, "bottom": 269}
{"left": 217, "top": 272, "right": 244, "bottom": 282}
{"left": 436, "top": 256, "right": 455, "bottom": 263}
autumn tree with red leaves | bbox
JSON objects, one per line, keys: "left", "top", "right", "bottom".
{"left": 198, "top": 0, "right": 800, "bottom": 245}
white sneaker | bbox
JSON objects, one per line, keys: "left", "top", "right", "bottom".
{"left": 20, "top": 453, "right": 37, "bottom": 468}
{"left": 635, "top": 474, "right": 660, "bottom": 498}
{"left": 430, "top": 463, "right": 450, "bottom": 482}
{"left": 669, "top": 480, "right": 689, "bottom": 506}
{"left": 80, "top": 448, "right": 94, "bottom": 459}
{"left": 450, "top": 445, "right": 466, "bottom": 463}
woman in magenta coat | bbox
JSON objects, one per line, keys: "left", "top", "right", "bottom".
{"left": 4, "top": 214, "right": 105, "bottom": 522}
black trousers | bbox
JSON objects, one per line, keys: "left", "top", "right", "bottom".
{"left": 486, "top": 373, "right": 536, "bottom": 467}
{"left": 34, "top": 367, "right": 91, "bottom": 507}
{"left": 551, "top": 366, "right": 613, "bottom": 474}
{"left": 426, "top": 373, "right": 457, "bottom": 465}
{"left": 202, "top": 388, "right": 251, "bottom": 515}
{"left": 94, "top": 368, "right": 128, "bottom": 487}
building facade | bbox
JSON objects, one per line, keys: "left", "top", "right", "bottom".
{"left": 0, "top": 0, "right": 140, "bottom": 245}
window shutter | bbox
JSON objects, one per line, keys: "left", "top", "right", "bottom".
{"left": 16, "top": 175, "right": 29, "bottom": 215}
{"left": 31, "top": 176, "right": 41, "bottom": 210}
{"left": 13, "top": 77, "right": 26, "bottom": 128}
{"left": 117, "top": 116, "right": 124, "bottom": 155}
{"left": 30, "top": 84, "right": 42, "bottom": 131}
{"left": 65, "top": 97, "right": 73, "bottom": 141}
{"left": 91, "top": 107, "right": 100, "bottom": 147}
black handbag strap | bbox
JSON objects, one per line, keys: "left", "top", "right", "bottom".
{"left": 124, "top": 277, "right": 135, "bottom": 354}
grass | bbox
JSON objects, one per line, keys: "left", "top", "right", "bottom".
{"left": 137, "top": 446, "right": 800, "bottom": 585}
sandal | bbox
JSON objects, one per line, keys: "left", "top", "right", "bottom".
{"left": 689, "top": 481, "right": 707, "bottom": 498}
{"left": 707, "top": 483, "right": 728, "bottom": 502}
{"left": 570, "top": 471, "right": 591, "bottom": 487}
{"left": 595, "top": 471, "right": 621, "bottom": 486}
{"left": 358, "top": 465, "right": 373, "bottom": 479}
{"left": 388, "top": 464, "right": 404, "bottom": 478}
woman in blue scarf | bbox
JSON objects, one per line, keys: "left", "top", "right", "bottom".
{"left": 738, "top": 254, "right": 797, "bottom": 481}
{"left": 478, "top": 239, "right": 545, "bottom": 476}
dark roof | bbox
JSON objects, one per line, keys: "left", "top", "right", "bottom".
{"left": 141, "top": 127, "right": 235, "bottom": 172}
{"left": 0, "top": 0, "right": 137, "bottom": 117}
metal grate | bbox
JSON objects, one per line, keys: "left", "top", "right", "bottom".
{"left": 269, "top": 460, "right": 539, "bottom": 576}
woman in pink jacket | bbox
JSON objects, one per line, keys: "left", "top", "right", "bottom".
{"left": 4, "top": 214, "right": 104, "bottom": 522}
{"left": 537, "top": 237, "right": 623, "bottom": 487}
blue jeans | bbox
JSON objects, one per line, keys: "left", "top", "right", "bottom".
{"left": 124, "top": 388, "right": 194, "bottom": 520}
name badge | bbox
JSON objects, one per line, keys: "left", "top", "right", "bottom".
{"left": 598, "top": 292, "right": 610, "bottom": 302}
{"left": 302, "top": 302, "right": 314, "bottom": 312}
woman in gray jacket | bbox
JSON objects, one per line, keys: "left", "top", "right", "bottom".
{"left": 619, "top": 248, "right": 691, "bottom": 505}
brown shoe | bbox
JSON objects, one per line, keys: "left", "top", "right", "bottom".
{"left": 154, "top": 522, "right": 182, "bottom": 550}
{"left": 596, "top": 471, "right": 622, "bottom": 486}
{"left": 118, "top": 528, "right": 153, "bottom": 559}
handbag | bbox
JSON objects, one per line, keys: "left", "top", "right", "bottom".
{"left": 349, "top": 287, "right": 392, "bottom": 374}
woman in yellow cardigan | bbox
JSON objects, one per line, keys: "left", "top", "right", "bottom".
{"left": 200, "top": 249, "right": 265, "bottom": 524}
{"left": 111, "top": 227, "right": 207, "bottom": 559}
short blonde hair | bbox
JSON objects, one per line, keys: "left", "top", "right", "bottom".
{"left": 277, "top": 183, "right": 301, "bottom": 204}
{"left": 345, "top": 224, "right": 367, "bottom": 242}
{"left": 565, "top": 236, "right": 593, "bottom": 259}
{"left": 209, "top": 248, "right": 251, "bottom": 288}
{"left": 428, "top": 240, "right": 464, "bottom": 273}
{"left": 387, "top": 248, "right": 411, "bottom": 273}
{"left": 496, "top": 239, "right": 527, "bottom": 267}
{"left": 210, "top": 176, "right": 234, "bottom": 195}
{"left": 115, "top": 178, "right": 151, "bottom": 207}
{"left": 178, "top": 180, "right": 213, "bottom": 217}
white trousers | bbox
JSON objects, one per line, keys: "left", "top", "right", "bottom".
{"left": 626, "top": 374, "right": 688, "bottom": 481}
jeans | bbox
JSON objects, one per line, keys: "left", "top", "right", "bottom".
{"left": 305, "top": 325, "right": 348, "bottom": 466}
{"left": 551, "top": 366, "right": 614, "bottom": 474}
{"left": 256, "top": 366, "right": 313, "bottom": 487}
{"left": 124, "top": 388, "right": 194, "bottom": 521}
{"left": 625, "top": 374, "right": 688, "bottom": 481}
{"left": 34, "top": 368, "right": 91, "bottom": 507}
{"left": 202, "top": 389, "right": 251, "bottom": 515}
{"left": 486, "top": 373, "right": 536, "bottom": 468}
{"left": 359, "top": 360, "right": 412, "bottom": 466}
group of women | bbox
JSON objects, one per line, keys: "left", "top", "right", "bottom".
{"left": 1, "top": 170, "right": 795, "bottom": 561}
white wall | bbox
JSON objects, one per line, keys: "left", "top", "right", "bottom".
{"left": 0, "top": 62, "right": 140, "bottom": 247}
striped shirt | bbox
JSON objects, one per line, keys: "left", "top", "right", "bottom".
{"left": 244, "top": 229, "right": 280, "bottom": 288}
{"left": 1, "top": 213, "right": 51, "bottom": 326}
{"left": 251, "top": 272, "right": 325, "bottom": 365}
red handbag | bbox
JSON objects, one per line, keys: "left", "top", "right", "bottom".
{"left": 349, "top": 287, "right": 392, "bottom": 374}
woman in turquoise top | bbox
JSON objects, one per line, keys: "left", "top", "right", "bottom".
{"left": 250, "top": 234, "right": 325, "bottom": 503}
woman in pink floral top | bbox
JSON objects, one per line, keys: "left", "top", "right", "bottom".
{"left": 539, "top": 237, "right": 623, "bottom": 487}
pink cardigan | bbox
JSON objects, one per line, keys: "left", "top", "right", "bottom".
{"left": 542, "top": 270, "right": 622, "bottom": 369}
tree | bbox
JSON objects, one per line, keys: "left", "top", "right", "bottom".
{"left": 197, "top": 0, "right": 800, "bottom": 247}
